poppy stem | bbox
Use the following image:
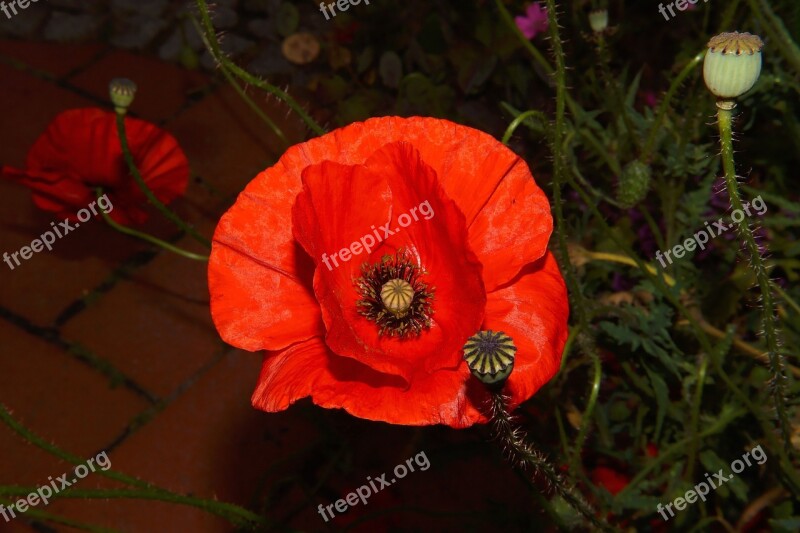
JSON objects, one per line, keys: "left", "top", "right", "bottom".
{"left": 194, "top": 0, "right": 327, "bottom": 137}
{"left": 188, "top": 13, "right": 290, "bottom": 149}
{"left": 716, "top": 105, "right": 792, "bottom": 450}
{"left": 97, "top": 189, "right": 209, "bottom": 261}
{"left": 487, "top": 390, "right": 615, "bottom": 532}
{"left": 0, "top": 403, "right": 266, "bottom": 528}
{"left": 114, "top": 112, "right": 211, "bottom": 249}
{"left": 641, "top": 50, "right": 705, "bottom": 163}
{"left": 500, "top": 109, "right": 548, "bottom": 145}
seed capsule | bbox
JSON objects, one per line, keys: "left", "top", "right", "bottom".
{"left": 463, "top": 330, "right": 517, "bottom": 385}
{"left": 380, "top": 278, "right": 415, "bottom": 316}
{"left": 109, "top": 78, "right": 137, "bottom": 114}
{"left": 703, "top": 32, "right": 764, "bottom": 101}
{"left": 589, "top": 9, "right": 608, "bottom": 33}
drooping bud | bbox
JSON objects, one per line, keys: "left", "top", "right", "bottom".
{"left": 109, "top": 78, "right": 137, "bottom": 115}
{"left": 703, "top": 32, "right": 763, "bottom": 107}
{"left": 617, "top": 160, "right": 652, "bottom": 208}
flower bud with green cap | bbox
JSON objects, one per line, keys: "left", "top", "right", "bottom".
{"left": 703, "top": 32, "right": 764, "bottom": 108}
{"left": 109, "top": 78, "right": 137, "bottom": 115}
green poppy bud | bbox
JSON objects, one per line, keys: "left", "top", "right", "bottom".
{"left": 617, "top": 160, "right": 652, "bottom": 209}
{"left": 109, "top": 78, "right": 137, "bottom": 115}
{"left": 703, "top": 32, "right": 763, "bottom": 104}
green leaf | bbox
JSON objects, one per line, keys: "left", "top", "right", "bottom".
{"left": 698, "top": 450, "right": 749, "bottom": 502}
{"left": 644, "top": 366, "right": 669, "bottom": 440}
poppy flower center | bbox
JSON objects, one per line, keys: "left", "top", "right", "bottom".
{"left": 355, "top": 250, "right": 435, "bottom": 338}
{"left": 380, "top": 279, "right": 414, "bottom": 316}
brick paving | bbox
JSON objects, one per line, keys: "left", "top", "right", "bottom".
{"left": 0, "top": 39, "right": 538, "bottom": 533}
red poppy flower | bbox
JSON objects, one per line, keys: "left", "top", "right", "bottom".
{"left": 591, "top": 466, "right": 630, "bottom": 496}
{"left": 2, "top": 108, "right": 189, "bottom": 225}
{"left": 209, "top": 116, "right": 568, "bottom": 427}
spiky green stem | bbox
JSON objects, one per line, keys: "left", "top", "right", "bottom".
{"left": 489, "top": 391, "right": 614, "bottom": 532}
{"left": 642, "top": 51, "right": 705, "bottom": 162}
{"left": 194, "top": 0, "right": 326, "bottom": 137}
{"left": 716, "top": 104, "right": 792, "bottom": 450}
{"left": 188, "top": 14, "right": 289, "bottom": 148}
{"left": 98, "top": 190, "right": 209, "bottom": 261}
{"left": 0, "top": 404, "right": 266, "bottom": 528}
{"left": 115, "top": 113, "right": 211, "bottom": 249}
{"left": 747, "top": 0, "right": 800, "bottom": 75}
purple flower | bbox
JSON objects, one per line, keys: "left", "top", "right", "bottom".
{"left": 515, "top": 3, "right": 548, "bottom": 40}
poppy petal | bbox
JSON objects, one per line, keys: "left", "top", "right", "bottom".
{"left": 482, "top": 251, "right": 569, "bottom": 408}
{"left": 252, "top": 337, "right": 488, "bottom": 427}
{"left": 291, "top": 117, "right": 552, "bottom": 289}
{"left": 7, "top": 108, "right": 189, "bottom": 225}
{"left": 291, "top": 142, "right": 485, "bottom": 381}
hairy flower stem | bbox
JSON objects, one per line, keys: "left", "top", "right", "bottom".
{"left": 194, "top": 0, "right": 326, "bottom": 137}
{"left": 488, "top": 391, "right": 614, "bottom": 532}
{"left": 747, "top": 0, "right": 800, "bottom": 75}
{"left": 98, "top": 190, "right": 209, "bottom": 262}
{"left": 641, "top": 51, "right": 705, "bottom": 162}
{"left": 189, "top": 15, "right": 288, "bottom": 148}
{"left": 115, "top": 113, "right": 211, "bottom": 249}
{"left": 542, "top": 0, "right": 606, "bottom": 484}
{"left": 567, "top": 163, "right": 800, "bottom": 494}
{"left": 0, "top": 404, "right": 265, "bottom": 528}
{"left": 716, "top": 105, "right": 792, "bottom": 450}
{"left": 595, "top": 36, "right": 639, "bottom": 152}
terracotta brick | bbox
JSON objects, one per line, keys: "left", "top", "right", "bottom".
{"left": 66, "top": 50, "right": 212, "bottom": 123}
{"left": 101, "top": 350, "right": 277, "bottom": 498}
{"left": 0, "top": 40, "right": 104, "bottom": 79}
{"left": 165, "top": 84, "right": 307, "bottom": 202}
{"left": 0, "top": 320, "right": 149, "bottom": 464}
{"left": 60, "top": 267, "right": 226, "bottom": 398}
{"left": 45, "top": 349, "right": 310, "bottom": 530}
{"left": 0, "top": 62, "right": 93, "bottom": 166}
{"left": 0, "top": 178, "right": 167, "bottom": 325}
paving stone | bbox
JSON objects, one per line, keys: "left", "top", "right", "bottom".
{"left": 199, "top": 33, "right": 253, "bottom": 70}
{"left": 0, "top": 61, "right": 94, "bottom": 165}
{"left": 93, "top": 349, "right": 317, "bottom": 512}
{"left": 0, "top": 3, "right": 48, "bottom": 39}
{"left": 110, "top": 14, "right": 168, "bottom": 50}
{"left": 0, "top": 320, "right": 149, "bottom": 460}
{"left": 110, "top": 0, "right": 169, "bottom": 18}
{"left": 60, "top": 262, "right": 226, "bottom": 398}
{"left": 43, "top": 12, "right": 104, "bottom": 43}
